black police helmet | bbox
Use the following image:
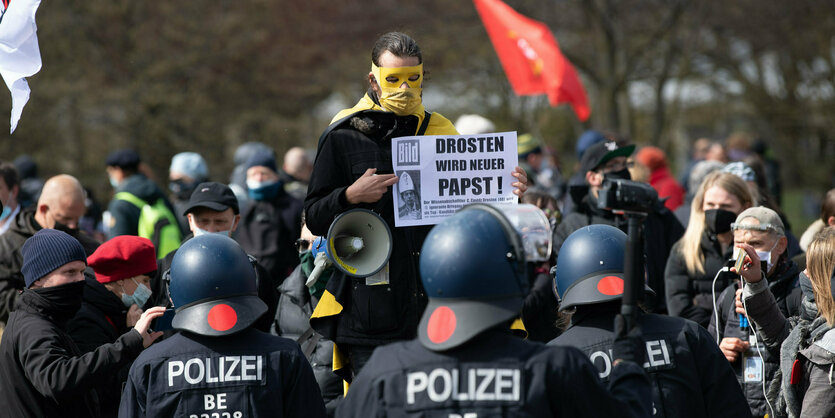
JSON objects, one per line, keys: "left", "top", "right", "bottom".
{"left": 418, "top": 204, "right": 527, "bottom": 351}
{"left": 169, "top": 234, "right": 266, "bottom": 336}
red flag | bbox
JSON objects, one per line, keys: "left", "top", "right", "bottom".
{"left": 474, "top": 0, "right": 590, "bottom": 121}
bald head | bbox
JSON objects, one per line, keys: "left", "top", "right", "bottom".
{"left": 283, "top": 147, "right": 312, "bottom": 182}
{"left": 35, "top": 175, "right": 86, "bottom": 229}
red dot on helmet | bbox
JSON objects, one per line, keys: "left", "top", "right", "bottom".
{"left": 597, "top": 276, "right": 624, "bottom": 296}
{"left": 427, "top": 306, "right": 456, "bottom": 344}
{"left": 207, "top": 304, "right": 238, "bottom": 331}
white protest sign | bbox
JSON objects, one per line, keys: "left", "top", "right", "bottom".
{"left": 391, "top": 131, "right": 518, "bottom": 227}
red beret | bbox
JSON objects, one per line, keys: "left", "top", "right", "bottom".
{"left": 88, "top": 236, "right": 157, "bottom": 284}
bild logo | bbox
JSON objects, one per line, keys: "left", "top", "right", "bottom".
{"left": 398, "top": 140, "right": 420, "bottom": 166}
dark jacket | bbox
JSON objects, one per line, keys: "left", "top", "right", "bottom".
{"left": 552, "top": 305, "right": 752, "bottom": 418}
{"left": 0, "top": 286, "right": 144, "bottom": 418}
{"left": 665, "top": 231, "right": 735, "bottom": 327}
{"left": 305, "top": 110, "right": 435, "bottom": 346}
{"left": 0, "top": 209, "right": 99, "bottom": 327}
{"left": 235, "top": 188, "right": 303, "bottom": 288}
{"left": 150, "top": 233, "right": 278, "bottom": 333}
{"left": 272, "top": 264, "right": 342, "bottom": 415}
{"left": 554, "top": 188, "right": 684, "bottom": 313}
{"left": 337, "top": 329, "right": 652, "bottom": 417}
{"left": 521, "top": 264, "right": 561, "bottom": 343}
{"left": 119, "top": 328, "right": 327, "bottom": 418}
{"left": 107, "top": 173, "right": 180, "bottom": 239}
{"left": 708, "top": 259, "right": 799, "bottom": 417}
{"left": 67, "top": 274, "right": 133, "bottom": 417}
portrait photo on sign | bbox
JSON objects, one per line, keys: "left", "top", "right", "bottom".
{"left": 396, "top": 170, "right": 422, "bottom": 221}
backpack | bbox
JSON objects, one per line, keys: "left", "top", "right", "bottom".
{"left": 114, "top": 192, "right": 182, "bottom": 259}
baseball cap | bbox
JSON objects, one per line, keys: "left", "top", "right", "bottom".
{"left": 732, "top": 206, "right": 785, "bottom": 236}
{"left": 579, "top": 140, "right": 636, "bottom": 174}
{"left": 88, "top": 236, "right": 157, "bottom": 284}
{"left": 181, "top": 182, "right": 240, "bottom": 215}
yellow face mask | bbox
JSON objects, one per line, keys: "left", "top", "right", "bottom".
{"left": 371, "top": 63, "right": 423, "bottom": 116}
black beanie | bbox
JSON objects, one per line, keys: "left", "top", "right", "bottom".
{"left": 244, "top": 152, "right": 277, "bottom": 174}
{"left": 21, "top": 229, "right": 87, "bottom": 288}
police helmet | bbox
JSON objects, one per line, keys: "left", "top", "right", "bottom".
{"left": 169, "top": 234, "right": 266, "bottom": 336}
{"left": 418, "top": 204, "right": 531, "bottom": 351}
{"left": 554, "top": 224, "right": 654, "bottom": 310}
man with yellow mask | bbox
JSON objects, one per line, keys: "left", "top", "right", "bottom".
{"left": 305, "top": 32, "right": 529, "bottom": 383}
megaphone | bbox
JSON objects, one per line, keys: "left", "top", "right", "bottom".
{"left": 306, "top": 209, "right": 393, "bottom": 288}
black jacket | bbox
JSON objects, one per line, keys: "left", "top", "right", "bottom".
{"left": 521, "top": 265, "right": 561, "bottom": 343}
{"left": 107, "top": 173, "right": 180, "bottom": 239}
{"left": 337, "top": 329, "right": 652, "bottom": 417}
{"left": 708, "top": 259, "right": 800, "bottom": 417}
{"left": 305, "top": 110, "right": 434, "bottom": 346}
{"left": 552, "top": 305, "right": 752, "bottom": 418}
{"left": 150, "top": 233, "right": 278, "bottom": 333}
{"left": 665, "top": 231, "right": 735, "bottom": 328}
{"left": 0, "top": 208, "right": 99, "bottom": 327}
{"left": 119, "top": 328, "right": 327, "bottom": 418}
{"left": 235, "top": 188, "right": 303, "bottom": 288}
{"left": 272, "top": 264, "right": 342, "bottom": 415}
{"left": 0, "top": 286, "right": 144, "bottom": 418}
{"left": 554, "top": 188, "right": 684, "bottom": 313}
{"left": 67, "top": 274, "right": 133, "bottom": 417}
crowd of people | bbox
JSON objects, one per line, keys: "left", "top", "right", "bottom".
{"left": 0, "top": 31, "right": 833, "bottom": 417}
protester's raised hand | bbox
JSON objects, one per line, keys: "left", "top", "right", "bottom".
{"left": 346, "top": 168, "right": 399, "bottom": 204}
{"left": 126, "top": 304, "right": 143, "bottom": 327}
{"left": 730, "top": 243, "right": 762, "bottom": 283}
{"left": 511, "top": 166, "right": 528, "bottom": 197}
{"left": 133, "top": 306, "right": 166, "bottom": 348}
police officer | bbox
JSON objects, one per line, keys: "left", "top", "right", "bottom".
{"left": 337, "top": 204, "right": 652, "bottom": 417}
{"left": 119, "top": 234, "right": 326, "bottom": 418}
{"left": 550, "top": 224, "right": 751, "bottom": 417}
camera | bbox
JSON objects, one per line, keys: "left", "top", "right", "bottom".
{"left": 597, "top": 179, "right": 659, "bottom": 214}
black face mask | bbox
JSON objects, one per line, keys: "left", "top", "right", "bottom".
{"left": 169, "top": 179, "right": 197, "bottom": 201}
{"left": 704, "top": 208, "right": 736, "bottom": 235}
{"left": 30, "top": 280, "right": 85, "bottom": 318}
{"left": 603, "top": 168, "right": 632, "bottom": 182}
{"left": 53, "top": 221, "right": 79, "bottom": 236}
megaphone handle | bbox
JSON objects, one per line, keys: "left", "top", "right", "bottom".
{"left": 306, "top": 254, "right": 330, "bottom": 288}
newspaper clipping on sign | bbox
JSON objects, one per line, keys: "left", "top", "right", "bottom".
{"left": 391, "top": 131, "right": 518, "bottom": 227}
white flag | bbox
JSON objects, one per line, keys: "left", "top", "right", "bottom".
{"left": 0, "top": 0, "right": 43, "bottom": 134}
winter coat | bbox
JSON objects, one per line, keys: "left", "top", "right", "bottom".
{"left": 554, "top": 189, "right": 684, "bottom": 314}
{"left": 272, "top": 264, "right": 342, "bottom": 415}
{"left": 665, "top": 231, "right": 734, "bottom": 327}
{"left": 0, "top": 286, "right": 144, "bottom": 417}
{"left": 107, "top": 173, "right": 180, "bottom": 239}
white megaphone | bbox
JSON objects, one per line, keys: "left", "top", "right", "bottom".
{"left": 306, "top": 209, "right": 393, "bottom": 288}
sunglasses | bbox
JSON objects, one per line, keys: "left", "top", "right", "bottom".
{"left": 294, "top": 238, "right": 311, "bottom": 252}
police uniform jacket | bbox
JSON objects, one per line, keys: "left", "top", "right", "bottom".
{"left": 665, "top": 231, "right": 734, "bottom": 327}
{"left": 0, "top": 286, "right": 145, "bottom": 418}
{"left": 554, "top": 189, "right": 684, "bottom": 314}
{"left": 305, "top": 93, "right": 458, "bottom": 347}
{"left": 119, "top": 328, "right": 327, "bottom": 418}
{"left": 336, "top": 329, "right": 652, "bottom": 418}
{"left": 552, "top": 306, "right": 752, "bottom": 418}
{"left": 708, "top": 259, "right": 799, "bottom": 417}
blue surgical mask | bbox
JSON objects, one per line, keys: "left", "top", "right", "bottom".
{"left": 246, "top": 179, "right": 281, "bottom": 201}
{"left": 109, "top": 176, "right": 120, "bottom": 189}
{"left": 121, "top": 278, "right": 152, "bottom": 308}
{"left": 193, "top": 226, "right": 231, "bottom": 238}
{"left": 0, "top": 205, "right": 11, "bottom": 222}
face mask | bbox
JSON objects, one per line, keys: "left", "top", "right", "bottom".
{"left": 755, "top": 240, "right": 779, "bottom": 275}
{"left": 603, "top": 167, "right": 632, "bottom": 182}
{"left": 0, "top": 205, "right": 11, "bottom": 222}
{"left": 193, "top": 226, "right": 231, "bottom": 238}
{"left": 120, "top": 278, "right": 152, "bottom": 308}
{"left": 704, "top": 208, "right": 736, "bottom": 235}
{"left": 53, "top": 220, "right": 80, "bottom": 236}
{"left": 169, "top": 179, "right": 197, "bottom": 201}
{"left": 109, "top": 176, "right": 120, "bottom": 188}
{"left": 30, "top": 280, "right": 86, "bottom": 317}
{"left": 372, "top": 63, "right": 424, "bottom": 116}
{"left": 247, "top": 179, "right": 281, "bottom": 201}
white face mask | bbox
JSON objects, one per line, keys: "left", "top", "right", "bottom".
{"left": 755, "top": 240, "right": 780, "bottom": 275}
{"left": 193, "top": 226, "right": 231, "bottom": 238}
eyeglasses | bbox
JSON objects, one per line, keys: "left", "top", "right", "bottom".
{"left": 294, "top": 238, "right": 311, "bottom": 252}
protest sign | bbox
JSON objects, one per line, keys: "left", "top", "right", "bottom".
{"left": 391, "top": 131, "right": 518, "bottom": 227}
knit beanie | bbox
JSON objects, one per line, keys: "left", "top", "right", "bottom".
{"left": 21, "top": 229, "right": 87, "bottom": 288}
{"left": 244, "top": 152, "right": 278, "bottom": 174}
{"left": 88, "top": 235, "right": 157, "bottom": 284}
